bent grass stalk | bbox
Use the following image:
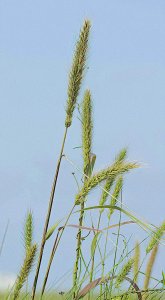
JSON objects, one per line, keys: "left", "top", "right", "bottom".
{"left": 75, "top": 161, "right": 139, "bottom": 205}
{"left": 32, "top": 20, "right": 91, "bottom": 299}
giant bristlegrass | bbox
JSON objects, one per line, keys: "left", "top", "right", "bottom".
{"left": 2, "top": 18, "right": 164, "bottom": 300}
{"left": 31, "top": 20, "right": 91, "bottom": 299}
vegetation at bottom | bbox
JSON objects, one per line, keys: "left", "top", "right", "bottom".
{"left": 1, "top": 20, "right": 165, "bottom": 300}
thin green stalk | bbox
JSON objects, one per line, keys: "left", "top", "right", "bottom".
{"left": 73, "top": 201, "right": 85, "bottom": 298}
{"left": 99, "top": 218, "right": 110, "bottom": 300}
{"left": 73, "top": 90, "right": 93, "bottom": 299}
{"left": 32, "top": 127, "right": 68, "bottom": 299}
{"left": 32, "top": 20, "right": 91, "bottom": 299}
{"left": 108, "top": 190, "right": 123, "bottom": 299}
{"left": 41, "top": 204, "right": 75, "bottom": 296}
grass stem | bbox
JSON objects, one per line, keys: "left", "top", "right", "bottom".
{"left": 31, "top": 127, "right": 68, "bottom": 299}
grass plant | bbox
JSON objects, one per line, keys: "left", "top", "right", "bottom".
{"left": 2, "top": 20, "right": 165, "bottom": 300}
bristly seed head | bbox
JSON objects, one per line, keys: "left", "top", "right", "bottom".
{"left": 146, "top": 221, "right": 165, "bottom": 254}
{"left": 99, "top": 148, "right": 127, "bottom": 212}
{"left": 24, "top": 211, "right": 33, "bottom": 253}
{"left": 115, "top": 258, "right": 134, "bottom": 288}
{"left": 65, "top": 20, "right": 91, "bottom": 128}
{"left": 13, "top": 244, "right": 37, "bottom": 300}
{"left": 75, "top": 161, "right": 139, "bottom": 205}
{"left": 82, "top": 89, "right": 93, "bottom": 174}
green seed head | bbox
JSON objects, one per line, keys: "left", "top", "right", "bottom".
{"left": 115, "top": 258, "right": 134, "bottom": 288}
{"left": 82, "top": 90, "right": 93, "bottom": 174}
{"left": 146, "top": 221, "right": 165, "bottom": 254}
{"left": 65, "top": 20, "right": 91, "bottom": 128}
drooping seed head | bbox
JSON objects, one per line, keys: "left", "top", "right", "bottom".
{"left": 65, "top": 20, "right": 91, "bottom": 128}
{"left": 75, "top": 161, "right": 139, "bottom": 205}
{"left": 99, "top": 148, "right": 127, "bottom": 212}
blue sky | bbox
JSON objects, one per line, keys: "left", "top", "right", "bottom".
{"left": 0, "top": 0, "right": 165, "bottom": 291}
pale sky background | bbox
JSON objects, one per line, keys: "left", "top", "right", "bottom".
{"left": 0, "top": 0, "right": 165, "bottom": 292}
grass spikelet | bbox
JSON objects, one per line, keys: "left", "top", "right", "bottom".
{"left": 13, "top": 244, "right": 37, "bottom": 300}
{"left": 143, "top": 245, "right": 159, "bottom": 291}
{"left": 24, "top": 211, "right": 33, "bottom": 253}
{"left": 99, "top": 177, "right": 114, "bottom": 211}
{"left": 65, "top": 20, "right": 91, "bottom": 128}
{"left": 115, "top": 258, "right": 134, "bottom": 288}
{"left": 115, "top": 148, "right": 127, "bottom": 162}
{"left": 75, "top": 161, "right": 139, "bottom": 205}
{"left": 134, "top": 241, "right": 140, "bottom": 284}
{"left": 99, "top": 148, "right": 127, "bottom": 212}
{"left": 82, "top": 90, "right": 93, "bottom": 174}
{"left": 146, "top": 221, "right": 165, "bottom": 254}
{"left": 108, "top": 176, "right": 123, "bottom": 219}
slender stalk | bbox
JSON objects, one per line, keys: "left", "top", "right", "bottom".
{"left": 41, "top": 205, "right": 75, "bottom": 296}
{"left": 31, "top": 127, "right": 68, "bottom": 299}
{"left": 88, "top": 212, "right": 103, "bottom": 300}
{"left": 99, "top": 218, "right": 111, "bottom": 300}
{"left": 108, "top": 189, "right": 123, "bottom": 299}
{"left": 73, "top": 201, "right": 85, "bottom": 298}
{"left": 73, "top": 90, "right": 93, "bottom": 299}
